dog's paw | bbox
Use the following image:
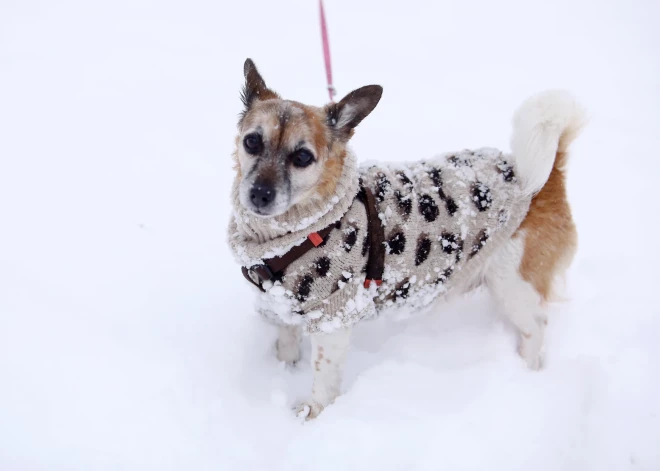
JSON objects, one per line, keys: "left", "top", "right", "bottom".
{"left": 519, "top": 342, "right": 543, "bottom": 370}
{"left": 294, "top": 400, "right": 324, "bottom": 420}
{"left": 517, "top": 328, "right": 544, "bottom": 370}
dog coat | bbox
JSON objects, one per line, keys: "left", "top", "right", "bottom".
{"left": 228, "top": 148, "right": 532, "bottom": 334}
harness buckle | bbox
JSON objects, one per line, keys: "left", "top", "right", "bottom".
{"left": 250, "top": 264, "right": 275, "bottom": 283}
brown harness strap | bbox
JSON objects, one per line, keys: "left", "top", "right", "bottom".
{"left": 241, "top": 184, "right": 385, "bottom": 293}
{"left": 357, "top": 184, "right": 385, "bottom": 288}
{"left": 241, "top": 223, "right": 336, "bottom": 292}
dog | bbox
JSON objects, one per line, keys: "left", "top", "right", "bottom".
{"left": 228, "top": 58, "right": 585, "bottom": 419}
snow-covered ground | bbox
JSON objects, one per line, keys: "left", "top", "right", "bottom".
{"left": 1, "top": 0, "right": 659, "bottom": 469}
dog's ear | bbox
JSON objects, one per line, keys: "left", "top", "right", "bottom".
{"left": 241, "top": 59, "right": 279, "bottom": 112}
{"left": 326, "top": 85, "right": 383, "bottom": 139}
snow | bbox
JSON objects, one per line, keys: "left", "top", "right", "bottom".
{"left": 1, "top": 0, "right": 659, "bottom": 470}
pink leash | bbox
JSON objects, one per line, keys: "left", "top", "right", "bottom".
{"left": 319, "top": 0, "right": 336, "bottom": 102}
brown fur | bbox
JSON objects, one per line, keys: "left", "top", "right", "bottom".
{"left": 238, "top": 100, "right": 329, "bottom": 181}
{"left": 517, "top": 134, "right": 580, "bottom": 301}
{"left": 302, "top": 105, "right": 329, "bottom": 153}
{"left": 240, "top": 101, "right": 327, "bottom": 157}
{"left": 236, "top": 94, "right": 374, "bottom": 206}
{"left": 317, "top": 145, "right": 346, "bottom": 199}
{"left": 234, "top": 59, "right": 380, "bottom": 218}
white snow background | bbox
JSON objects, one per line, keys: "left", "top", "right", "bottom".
{"left": 1, "top": 0, "right": 659, "bottom": 469}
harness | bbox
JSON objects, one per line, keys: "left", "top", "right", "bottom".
{"left": 241, "top": 183, "right": 385, "bottom": 293}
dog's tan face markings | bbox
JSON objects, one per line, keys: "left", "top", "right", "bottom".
{"left": 237, "top": 100, "right": 330, "bottom": 216}
{"left": 235, "top": 59, "right": 383, "bottom": 217}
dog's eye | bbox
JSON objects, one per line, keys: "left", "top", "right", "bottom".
{"left": 291, "top": 149, "right": 315, "bottom": 168}
{"left": 243, "top": 133, "right": 263, "bottom": 155}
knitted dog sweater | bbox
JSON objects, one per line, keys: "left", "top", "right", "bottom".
{"left": 228, "top": 148, "right": 531, "bottom": 334}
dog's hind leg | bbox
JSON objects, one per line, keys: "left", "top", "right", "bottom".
{"left": 486, "top": 234, "right": 546, "bottom": 370}
{"left": 276, "top": 324, "right": 302, "bottom": 364}
{"left": 490, "top": 90, "right": 582, "bottom": 368}
{"left": 296, "top": 327, "right": 352, "bottom": 419}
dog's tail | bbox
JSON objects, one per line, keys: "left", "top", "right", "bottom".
{"left": 509, "top": 90, "right": 586, "bottom": 196}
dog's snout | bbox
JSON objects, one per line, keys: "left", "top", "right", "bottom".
{"left": 250, "top": 184, "right": 276, "bottom": 208}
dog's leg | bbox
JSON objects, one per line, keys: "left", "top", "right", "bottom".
{"left": 296, "top": 327, "right": 352, "bottom": 419}
{"left": 486, "top": 235, "right": 545, "bottom": 370}
{"left": 276, "top": 324, "right": 302, "bottom": 364}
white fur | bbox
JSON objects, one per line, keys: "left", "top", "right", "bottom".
{"left": 485, "top": 231, "right": 545, "bottom": 369}
{"left": 276, "top": 325, "right": 302, "bottom": 363}
{"left": 510, "top": 89, "right": 586, "bottom": 196}
{"left": 296, "top": 327, "right": 352, "bottom": 419}
{"left": 264, "top": 91, "right": 584, "bottom": 418}
{"left": 335, "top": 103, "right": 355, "bottom": 129}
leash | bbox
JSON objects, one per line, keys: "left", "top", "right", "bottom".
{"left": 319, "top": 0, "right": 336, "bottom": 102}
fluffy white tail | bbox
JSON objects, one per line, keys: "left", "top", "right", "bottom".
{"left": 510, "top": 90, "right": 586, "bottom": 196}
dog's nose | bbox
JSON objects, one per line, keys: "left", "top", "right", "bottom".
{"left": 250, "top": 184, "right": 276, "bottom": 208}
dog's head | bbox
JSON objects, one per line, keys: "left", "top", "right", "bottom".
{"left": 234, "top": 58, "right": 382, "bottom": 217}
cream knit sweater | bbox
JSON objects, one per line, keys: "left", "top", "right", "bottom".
{"left": 228, "top": 148, "right": 531, "bottom": 334}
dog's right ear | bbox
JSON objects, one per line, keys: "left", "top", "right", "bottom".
{"left": 241, "top": 59, "right": 279, "bottom": 113}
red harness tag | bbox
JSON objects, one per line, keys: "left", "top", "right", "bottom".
{"left": 364, "top": 279, "right": 382, "bottom": 289}
{"left": 308, "top": 232, "right": 324, "bottom": 247}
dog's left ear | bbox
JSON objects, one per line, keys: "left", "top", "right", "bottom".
{"left": 241, "top": 58, "right": 279, "bottom": 112}
{"left": 326, "top": 85, "right": 383, "bottom": 139}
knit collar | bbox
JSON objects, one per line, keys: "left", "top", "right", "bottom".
{"left": 228, "top": 150, "right": 360, "bottom": 266}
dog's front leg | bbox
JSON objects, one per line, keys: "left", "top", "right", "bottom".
{"left": 296, "top": 327, "right": 352, "bottom": 419}
{"left": 276, "top": 324, "right": 302, "bottom": 364}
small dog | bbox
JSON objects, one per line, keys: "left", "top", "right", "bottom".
{"left": 228, "top": 59, "right": 585, "bottom": 419}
